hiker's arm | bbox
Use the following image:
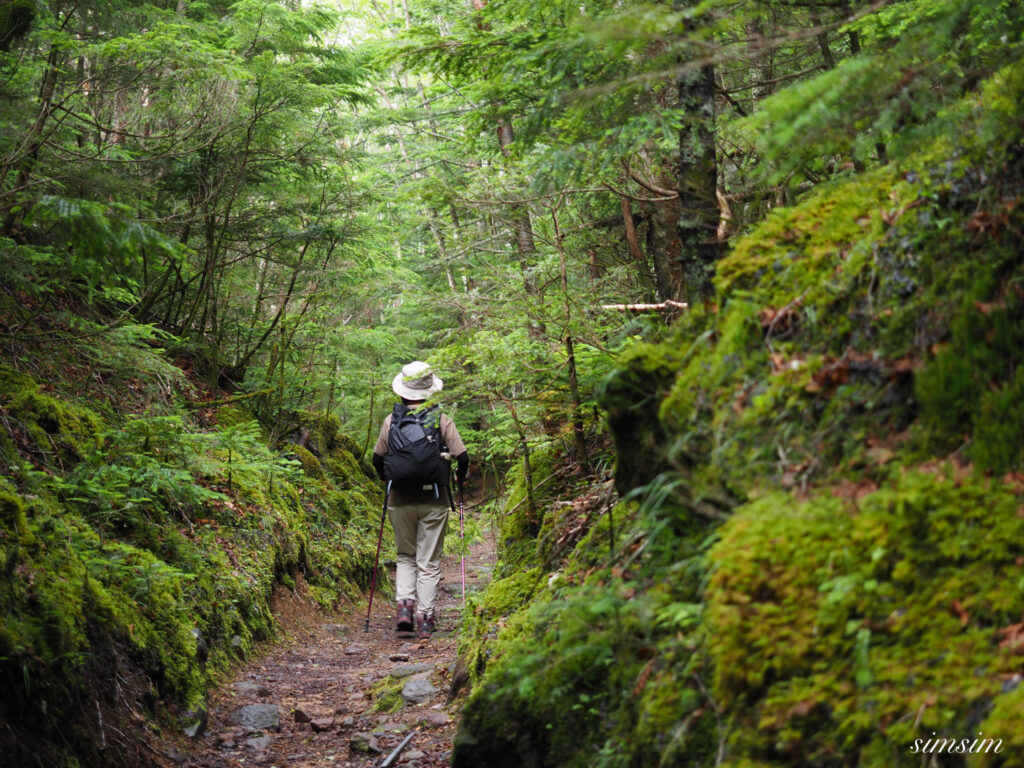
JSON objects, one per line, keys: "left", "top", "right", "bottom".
{"left": 371, "top": 416, "right": 391, "bottom": 481}
{"left": 372, "top": 451, "right": 386, "bottom": 481}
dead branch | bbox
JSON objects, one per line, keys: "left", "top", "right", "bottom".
{"left": 600, "top": 300, "right": 689, "bottom": 311}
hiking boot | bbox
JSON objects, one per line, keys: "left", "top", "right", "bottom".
{"left": 396, "top": 599, "right": 415, "bottom": 632}
{"left": 417, "top": 612, "right": 435, "bottom": 640}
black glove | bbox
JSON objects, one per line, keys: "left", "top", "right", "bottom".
{"left": 455, "top": 452, "right": 469, "bottom": 488}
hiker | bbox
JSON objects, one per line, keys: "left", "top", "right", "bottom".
{"left": 372, "top": 361, "right": 468, "bottom": 639}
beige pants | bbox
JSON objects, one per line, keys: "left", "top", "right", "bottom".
{"left": 389, "top": 500, "right": 449, "bottom": 615}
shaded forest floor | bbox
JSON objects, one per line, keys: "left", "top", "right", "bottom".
{"left": 170, "top": 529, "right": 495, "bottom": 768}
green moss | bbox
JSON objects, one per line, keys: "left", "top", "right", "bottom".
{"left": 717, "top": 172, "right": 892, "bottom": 308}
{"left": 972, "top": 367, "right": 1024, "bottom": 472}
{"left": 976, "top": 684, "right": 1024, "bottom": 766}
{"left": 599, "top": 339, "right": 685, "bottom": 493}
{"left": 284, "top": 443, "right": 324, "bottom": 479}
{"left": 705, "top": 469, "right": 1024, "bottom": 766}
{"left": 323, "top": 445, "right": 368, "bottom": 490}
{"left": 295, "top": 410, "right": 343, "bottom": 456}
{"left": 452, "top": 64, "right": 1024, "bottom": 768}
{"left": 368, "top": 675, "right": 406, "bottom": 713}
{"left": 0, "top": 365, "right": 104, "bottom": 465}
{"left": 496, "top": 443, "right": 557, "bottom": 558}
{"left": 216, "top": 403, "right": 258, "bottom": 428}
{"left": 915, "top": 289, "right": 1024, "bottom": 470}
{"left": 0, "top": 478, "right": 32, "bottom": 543}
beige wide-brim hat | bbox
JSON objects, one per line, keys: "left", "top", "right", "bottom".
{"left": 392, "top": 361, "right": 443, "bottom": 400}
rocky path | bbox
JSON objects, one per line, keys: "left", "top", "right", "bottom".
{"left": 179, "top": 531, "right": 494, "bottom": 768}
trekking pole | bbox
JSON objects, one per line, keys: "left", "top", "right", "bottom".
{"left": 365, "top": 481, "right": 391, "bottom": 633}
{"left": 458, "top": 482, "right": 467, "bottom": 608}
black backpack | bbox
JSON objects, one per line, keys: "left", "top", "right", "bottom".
{"left": 383, "top": 404, "right": 450, "bottom": 488}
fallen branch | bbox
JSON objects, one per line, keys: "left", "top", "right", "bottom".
{"left": 189, "top": 387, "right": 275, "bottom": 409}
{"left": 600, "top": 300, "right": 689, "bottom": 311}
{"left": 379, "top": 728, "right": 419, "bottom": 767}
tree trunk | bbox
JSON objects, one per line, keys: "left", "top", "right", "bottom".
{"left": 1, "top": 48, "right": 61, "bottom": 235}
{"left": 620, "top": 196, "right": 654, "bottom": 300}
{"left": 808, "top": 0, "right": 836, "bottom": 71}
{"left": 496, "top": 115, "right": 539, "bottom": 295}
{"left": 645, "top": 196, "right": 684, "bottom": 302}
{"left": 675, "top": 52, "right": 719, "bottom": 302}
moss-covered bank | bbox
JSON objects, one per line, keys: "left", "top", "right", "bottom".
{"left": 0, "top": 362, "right": 384, "bottom": 767}
{"left": 452, "top": 61, "right": 1024, "bottom": 768}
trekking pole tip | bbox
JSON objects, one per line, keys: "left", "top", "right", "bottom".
{"left": 364, "top": 617, "right": 370, "bottom": 632}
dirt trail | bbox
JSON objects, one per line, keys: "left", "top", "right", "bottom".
{"left": 180, "top": 530, "right": 495, "bottom": 768}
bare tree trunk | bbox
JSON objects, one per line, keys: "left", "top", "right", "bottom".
{"left": 675, "top": 48, "right": 719, "bottom": 302}
{"left": 808, "top": 0, "right": 836, "bottom": 70}
{"left": 645, "top": 196, "right": 684, "bottom": 302}
{"left": 468, "top": 0, "right": 538, "bottom": 298}
{"left": 496, "top": 115, "right": 539, "bottom": 295}
{"left": 620, "top": 196, "right": 654, "bottom": 300}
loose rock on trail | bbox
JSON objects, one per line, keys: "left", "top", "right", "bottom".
{"left": 177, "top": 532, "right": 494, "bottom": 768}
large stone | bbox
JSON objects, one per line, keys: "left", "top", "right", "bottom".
{"left": 231, "top": 704, "right": 280, "bottom": 733}
{"left": 245, "top": 735, "right": 273, "bottom": 751}
{"left": 421, "top": 711, "right": 450, "bottom": 728}
{"left": 401, "top": 675, "right": 438, "bottom": 706}
{"left": 233, "top": 679, "right": 271, "bottom": 697}
{"left": 391, "top": 662, "right": 433, "bottom": 678}
{"left": 350, "top": 732, "right": 381, "bottom": 753}
{"left": 233, "top": 681, "right": 265, "bottom": 697}
{"left": 311, "top": 717, "right": 335, "bottom": 733}
{"left": 192, "top": 628, "right": 208, "bottom": 666}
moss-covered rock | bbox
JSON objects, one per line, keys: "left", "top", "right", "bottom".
{"left": 284, "top": 442, "right": 325, "bottom": 479}
{"left": 599, "top": 341, "right": 682, "bottom": 494}
{"left": 0, "top": 364, "right": 104, "bottom": 465}
{"left": 706, "top": 469, "right": 1024, "bottom": 766}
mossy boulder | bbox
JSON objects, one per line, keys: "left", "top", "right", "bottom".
{"left": 284, "top": 442, "right": 325, "bottom": 479}
{"left": 598, "top": 341, "right": 682, "bottom": 494}
{"left": 0, "top": 364, "right": 103, "bottom": 465}
{"left": 706, "top": 469, "right": 1024, "bottom": 766}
